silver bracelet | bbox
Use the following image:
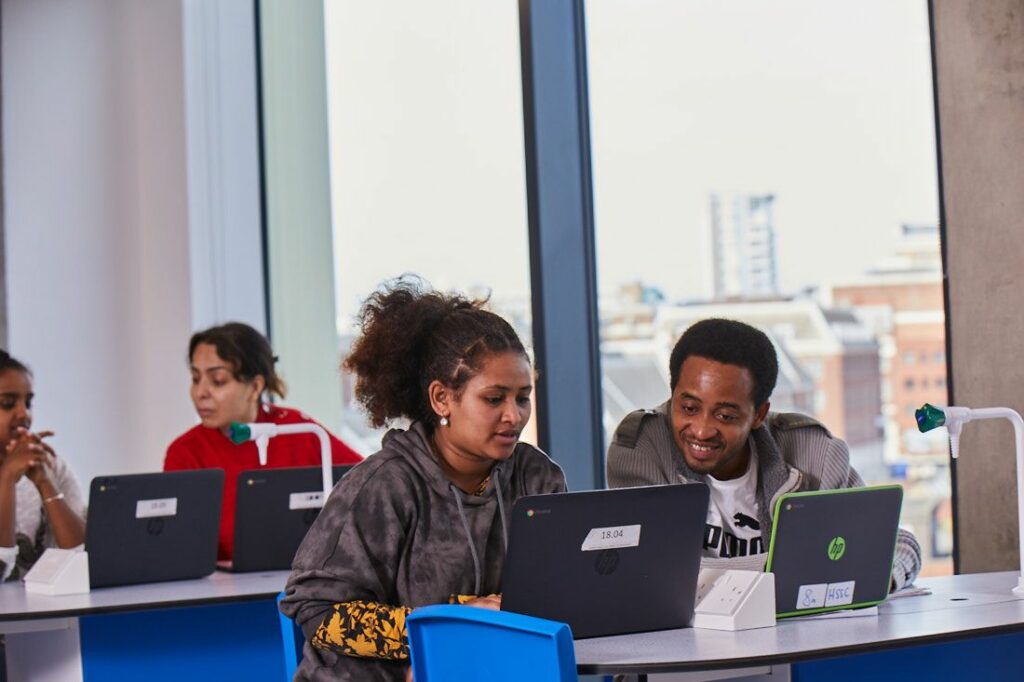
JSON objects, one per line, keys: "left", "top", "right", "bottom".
{"left": 42, "top": 492, "right": 65, "bottom": 505}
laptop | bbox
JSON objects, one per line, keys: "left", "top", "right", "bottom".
{"left": 502, "top": 483, "right": 709, "bottom": 638}
{"left": 86, "top": 470, "right": 223, "bottom": 588}
{"left": 225, "top": 465, "right": 353, "bottom": 572}
{"left": 765, "top": 484, "right": 903, "bottom": 618}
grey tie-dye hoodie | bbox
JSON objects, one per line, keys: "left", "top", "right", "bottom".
{"left": 280, "top": 421, "right": 567, "bottom": 681}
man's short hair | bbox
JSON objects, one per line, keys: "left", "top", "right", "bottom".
{"left": 668, "top": 318, "right": 779, "bottom": 406}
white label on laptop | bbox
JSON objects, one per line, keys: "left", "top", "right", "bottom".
{"left": 289, "top": 491, "right": 325, "bottom": 510}
{"left": 580, "top": 524, "right": 642, "bottom": 551}
{"left": 824, "top": 581, "right": 856, "bottom": 607}
{"left": 135, "top": 497, "right": 178, "bottom": 519}
{"left": 795, "top": 583, "right": 827, "bottom": 610}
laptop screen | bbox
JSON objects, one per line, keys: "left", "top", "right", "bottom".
{"left": 86, "top": 470, "right": 223, "bottom": 588}
{"left": 230, "top": 464, "right": 352, "bottom": 572}
{"left": 765, "top": 485, "right": 903, "bottom": 617}
{"left": 502, "top": 483, "right": 709, "bottom": 638}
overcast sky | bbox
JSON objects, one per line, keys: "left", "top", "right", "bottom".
{"left": 324, "top": 0, "right": 938, "bottom": 330}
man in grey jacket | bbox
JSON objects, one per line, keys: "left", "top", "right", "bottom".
{"left": 607, "top": 318, "right": 921, "bottom": 589}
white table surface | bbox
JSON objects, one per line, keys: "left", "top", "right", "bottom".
{"left": 0, "top": 569, "right": 290, "bottom": 622}
{"left": 574, "top": 571, "right": 1024, "bottom": 674}
{"left": 6, "top": 567, "right": 1022, "bottom": 675}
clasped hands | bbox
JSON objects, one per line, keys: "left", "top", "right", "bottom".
{"left": 0, "top": 427, "right": 58, "bottom": 488}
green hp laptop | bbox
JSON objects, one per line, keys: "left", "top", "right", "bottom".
{"left": 765, "top": 485, "right": 903, "bottom": 618}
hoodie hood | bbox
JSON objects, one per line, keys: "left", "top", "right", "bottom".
{"left": 380, "top": 422, "right": 516, "bottom": 507}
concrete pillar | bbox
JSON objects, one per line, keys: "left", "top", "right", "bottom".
{"left": 933, "top": 0, "right": 1024, "bottom": 572}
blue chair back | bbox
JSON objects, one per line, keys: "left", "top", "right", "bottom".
{"left": 276, "top": 590, "right": 304, "bottom": 681}
{"left": 407, "top": 605, "right": 577, "bottom": 681}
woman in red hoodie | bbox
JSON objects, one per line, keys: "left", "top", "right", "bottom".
{"left": 164, "top": 322, "right": 362, "bottom": 561}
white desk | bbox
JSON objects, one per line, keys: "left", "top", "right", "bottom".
{"left": 575, "top": 572, "right": 1024, "bottom": 677}
{"left": 8, "top": 571, "right": 1024, "bottom": 681}
{"left": 0, "top": 570, "right": 289, "bottom": 682}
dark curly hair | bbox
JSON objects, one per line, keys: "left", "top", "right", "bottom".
{"left": 344, "top": 277, "right": 528, "bottom": 428}
{"left": 188, "top": 322, "right": 286, "bottom": 399}
{"left": 668, "top": 318, "right": 778, "bottom": 406}
{"left": 0, "top": 350, "right": 30, "bottom": 376}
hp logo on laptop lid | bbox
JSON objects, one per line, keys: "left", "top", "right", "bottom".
{"left": 827, "top": 536, "right": 846, "bottom": 561}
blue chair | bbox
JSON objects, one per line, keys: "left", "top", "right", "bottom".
{"left": 276, "top": 590, "right": 304, "bottom": 681}
{"left": 407, "top": 605, "right": 577, "bottom": 681}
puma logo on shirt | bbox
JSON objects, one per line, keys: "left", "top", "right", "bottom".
{"left": 733, "top": 512, "right": 760, "bottom": 530}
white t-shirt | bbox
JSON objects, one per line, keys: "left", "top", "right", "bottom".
{"left": 702, "top": 440, "right": 765, "bottom": 559}
{"left": 0, "top": 456, "right": 86, "bottom": 581}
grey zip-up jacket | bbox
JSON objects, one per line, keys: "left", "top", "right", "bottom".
{"left": 280, "top": 422, "right": 566, "bottom": 682}
{"left": 607, "top": 402, "right": 922, "bottom": 589}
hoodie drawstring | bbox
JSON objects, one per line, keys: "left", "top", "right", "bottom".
{"left": 450, "top": 483, "right": 482, "bottom": 596}
{"left": 450, "top": 466, "right": 509, "bottom": 596}
{"left": 493, "top": 464, "right": 509, "bottom": 552}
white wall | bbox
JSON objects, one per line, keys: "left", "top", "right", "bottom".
{"left": 2, "top": 0, "right": 196, "bottom": 487}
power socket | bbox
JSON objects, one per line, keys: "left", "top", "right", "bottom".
{"left": 697, "top": 570, "right": 760, "bottom": 616}
{"left": 694, "top": 569, "right": 776, "bottom": 631}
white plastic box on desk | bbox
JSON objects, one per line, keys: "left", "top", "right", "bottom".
{"left": 693, "top": 568, "right": 776, "bottom": 631}
{"left": 23, "top": 548, "right": 91, "bottom": 596}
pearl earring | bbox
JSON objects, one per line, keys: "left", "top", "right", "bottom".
{"left": 439, "top": 416, "right": 449, "bottom": 427}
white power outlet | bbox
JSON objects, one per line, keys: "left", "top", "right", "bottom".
{"left": 694, "top": 569, "right": 776, "bottom": 631}
{"left": 697, "top": 570, "right": 760, "bottom": 616}
{"left": 696, "top": 567, "right": 727, "bottom": 603}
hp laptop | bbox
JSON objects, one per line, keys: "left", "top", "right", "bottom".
{"left": 86, "top": 470, "right": 223, "bottom": 588}
{"left": 502, "top": 484, "right": 709, "bottom": 638}
{"left": 225, "top": 465, "right": 353, "bottom": 572}
{"left": 765, "top": 484, "right": 903, "bottom": 618}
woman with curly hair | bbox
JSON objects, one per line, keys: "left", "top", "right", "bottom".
{"left": 280, "top": 278, "right": 566, "bottom": 681}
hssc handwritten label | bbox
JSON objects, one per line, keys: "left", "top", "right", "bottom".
{"left": 824, "top": 581, "right": 856, "bottom": 607}
{"left": 796, "top": 581, "right": 856, "bottom": 610}
{"left": 136, "top": 497, "right": 178, "bottom": 519}
{"left": 289, "top": 491, "right": 325, "bottom": 510}
{"left": 580, "top": 525, "right": 641, "bottom": 551}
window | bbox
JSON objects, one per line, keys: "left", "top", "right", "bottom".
{"left": 260, "top": 2, "right": 534, "bottom": 455}
{"left": 587, "top": 0, "right": 950, "bottom": 575}
{"left": 259, "top": 0, "right": 952, "bottom": 574}
{"left": 322, "top": 1, "right": 533, "bottom": 453}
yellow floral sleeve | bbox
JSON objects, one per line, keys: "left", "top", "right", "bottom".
{"left": 312, "top": 601, "right": 412, "bottom": 660}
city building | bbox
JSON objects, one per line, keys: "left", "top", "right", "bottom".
{"left": 710, "top": 193, "right": 780, "bottom": 301}
{"left": 827, "top": 223, "right": 947, "bottom": 461}
{"left": 656, "top": 298, "right": 882, "bottom": 449}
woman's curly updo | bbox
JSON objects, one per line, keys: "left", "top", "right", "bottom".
{"left": 344, "top": 277, "right": 528, "bottom": 429}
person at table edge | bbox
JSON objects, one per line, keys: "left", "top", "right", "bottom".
{"left": 607, "top": 317, "right": 921, "bottom": 589}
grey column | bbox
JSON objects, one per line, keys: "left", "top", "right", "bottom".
{"left": 932, "top": 0, "right": 1024, "bottom": 573}
{"left": 519, "top": 0, "right": 605, "bottom": 491}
